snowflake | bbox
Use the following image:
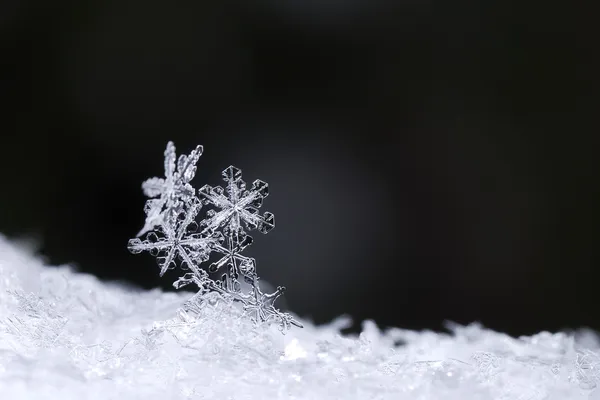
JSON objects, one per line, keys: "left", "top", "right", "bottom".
{"left": 239, "top": 280, "right": 301, "bottom": 331}
{"left": 198, "top": 165, "right": 274, "bottom": 237}
{"left": 128, "top": 203, "right": 221, "bottom": 277}
{"left": 128, "top": 142, "right": 301, "bottom": 332}
{"left": 137, "top": 141, "right": 203, "bottom": 237}
{"left": 209, "top": 232, "right": 256, "bottom": 293}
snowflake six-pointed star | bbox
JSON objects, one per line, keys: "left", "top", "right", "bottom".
{"left": 198, "top": 166, "right": 275, "bottom": 237}
{"left": 128, "top": 142, "right": 302, "bottom": 331}
{"left": 209, "top": 232, "right": 256, "bottom": 293}
{"left": 128, "top": 203, "right": 221, "bottom": 277}
{"left": 239, "top": 282, "right": 302, "bottom": 330}
{"left": 137, "top": 141, "right": 203, "bottom": 237}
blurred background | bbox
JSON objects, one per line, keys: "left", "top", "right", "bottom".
{"left": 0, "top": 0, "right": 596, "bottom": 335}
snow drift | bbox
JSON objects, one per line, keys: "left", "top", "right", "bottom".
{"left": 0, "top": 235, "right": 599, "bottom": 400}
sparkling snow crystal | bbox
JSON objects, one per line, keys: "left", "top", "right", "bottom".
{"left": 198, "top": 165, "right": 274, "bottom": 237}
{"left": 136, "top": 142, "right": 203, "bottom": 237}
{"left": 128, "top": 202, "right": 220, "bottom": 277}
{"left": 128, "top": 142, "right": 301, "bottom": 331}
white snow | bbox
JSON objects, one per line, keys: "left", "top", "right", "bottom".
{"left": 0, "top": 234, "right": 599, "bottom": 399}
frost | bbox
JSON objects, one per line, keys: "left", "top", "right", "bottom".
{"left": 1, "top": 235, "right": 600, "bottom": 399}
{"left": 128, "top": 142, "right": 300, "bottom": 331}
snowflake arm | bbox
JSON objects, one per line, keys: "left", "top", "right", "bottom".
{"left": 140, "top": 141, "right": 176, "bottom": 198}
{"left": 173, "top": 272, "right": 211, "bottom": 291}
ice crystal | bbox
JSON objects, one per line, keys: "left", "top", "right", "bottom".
{"left": 128, "top": 203, "right": 221, "bottom": 277}
{"left": 3, "top": 290, "right": 70, "bottom": 349}
{"left": 198, "top": 165, "right": 274, "bottom": 237}
{"left": 208, "top": 232, "right": 255, "bottom": 293}
{"left": 128, "top": 142, "right": 300, "bottom": 331}
{"left": 575, "top": 350, "right": 600, "bottom": 389}
{"left": 137, "top": 142, "right": 203, "bottom": 237}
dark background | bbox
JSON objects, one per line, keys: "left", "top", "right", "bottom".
{"left": 0, "top": 1, "right": 596, "bottom": 335}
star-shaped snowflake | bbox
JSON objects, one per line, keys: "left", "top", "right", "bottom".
{"left": 137, "top": 142, "right": 203, "bottom": 237}
{"left": 128, "top": 203, "right": 221, "bottom": 277}
{"left": 207, "top": 232, "right": 256, "bottom": 293}
{"left": 129, "top": 142, "right": 301, "bottom": 333}
{"left": 239, "top": 279, "right": 302, "bottom": 330}
{"left": 198, "top": 166, "right": 274, "bottom": 237}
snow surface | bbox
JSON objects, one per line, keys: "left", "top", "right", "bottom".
{"left": 1, "top": 235, "right": 599, "bottom": 400}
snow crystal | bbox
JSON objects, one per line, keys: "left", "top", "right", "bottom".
{"left": 1, "top": 235, "right": 600, "bottom": 399}
{"left": 137, "top": 141, "right": 203, "bottom": 237}
{"left": 198, "top": 165, "right": 275, "bottom": 237}
{"left": 128, "top": 142, "right": 299, "bottom": 330}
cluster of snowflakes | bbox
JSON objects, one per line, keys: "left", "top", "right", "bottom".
{"left": 127, "top": 142, "right": 301, "bottom": 331}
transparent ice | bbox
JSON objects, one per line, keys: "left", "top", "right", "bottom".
{"left": 198, "top": 165, "right": 275, "bottom": 237}
{"left": 128, "top": 142, "right": 300, "bottom": 331}
{"left": 136, "top": 141, "right": 203, "bottom": 237}
{"left": 128, "top": 202, "right": 220, "bottom": 277}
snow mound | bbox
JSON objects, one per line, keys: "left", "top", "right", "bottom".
{"left": 0, "top": 235, "right": 599, "bottom": 400}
